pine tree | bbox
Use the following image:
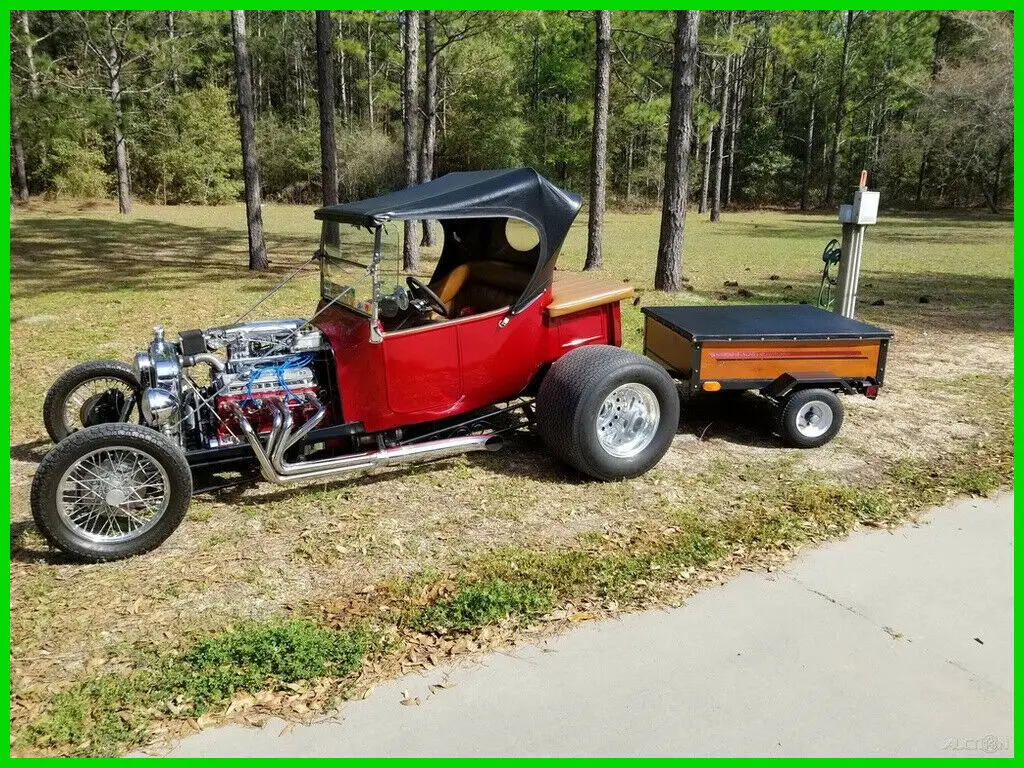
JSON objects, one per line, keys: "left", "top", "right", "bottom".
{"left": 655, "top": 11, "right": 700, "bottom": 291}
{"left": 231, "top": 10, "right": 268, "bottom": 271}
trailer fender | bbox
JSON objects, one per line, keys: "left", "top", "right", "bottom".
{"left": 763, "top": 371, "right": 856, "bottom": 400}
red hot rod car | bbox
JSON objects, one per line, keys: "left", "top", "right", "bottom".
{"left": 32, "top": 169, "right": 679, "bottom": 561}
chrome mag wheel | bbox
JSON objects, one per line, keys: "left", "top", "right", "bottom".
{"left": 596, "top": 383, "right": 661, "bottom": 458}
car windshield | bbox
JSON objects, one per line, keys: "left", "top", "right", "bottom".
{"left": 319, "top": 223, "right": 402, "bottom": 315}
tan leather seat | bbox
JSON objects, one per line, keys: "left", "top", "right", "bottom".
{"left": 428, "top": 264, "right": 471, "bottom": 315}
{"left": 429, "top": 261, "right": 531, "bottom": 316}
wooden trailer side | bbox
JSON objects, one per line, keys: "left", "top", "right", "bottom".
{"left": 643, "top": 313, "right": 887, "bottom": 387}
{"left": 699, "top": 339, "right": 882, "bottom": 382}
{"left": 643, "top": 315, "right": 694, "bottom": 374}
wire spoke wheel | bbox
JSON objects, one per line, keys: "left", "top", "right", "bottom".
{"left": 57, "top": 447, "right": 169, "bottom": 543}
{"left": 62, "top": 377, "right": 136, "bottom": 435}
{"left": 44, "top": 361, "right": 141, "bottom": 443}
{"left": 596, "top": 383, "right": 661, "bottom": 458}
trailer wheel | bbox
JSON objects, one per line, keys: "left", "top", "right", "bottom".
{"left": 30, "top": 423, "right": 192, "bottom": 562}
{"left": 536, "top": 345, "right": 679, "bottom": 480}
{"left": 777, "top": 388, "right": 844, "bottom": 448}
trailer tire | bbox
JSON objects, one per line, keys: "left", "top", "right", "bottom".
{"left": 30, "top": 423, "right": 192, "bottom": 562}
{"left": 536, "top": 345, "right": 679, "bottom": 480}
{"left": 777, "top": 388, "right": 844, "bottom": 448}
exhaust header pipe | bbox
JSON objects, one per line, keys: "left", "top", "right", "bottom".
{"left": 230, "top": 396, "right": 502, "bottom": 485}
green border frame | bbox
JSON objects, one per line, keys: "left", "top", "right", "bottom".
{"left": 3, "top": 3, "right": 1017, "bottom": 761}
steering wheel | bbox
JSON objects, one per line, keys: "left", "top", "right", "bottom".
{"left": 406, "top": 276, "right": 449, "bottom": 318}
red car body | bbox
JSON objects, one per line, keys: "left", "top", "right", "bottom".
{"left": 316, "top": 288, "right": 623, "bottom": 434}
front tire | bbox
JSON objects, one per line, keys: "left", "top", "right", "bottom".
{"left": 30, "top": 423, "right": 193, "bottom": 561}
{"left": 777, "top": 388, "right": 844, "bottom": 448}
{"left": 43, "top": 360, "right": 141, "bottom": 443}
{"left": 536, "top": 345, "right": 680, "bottom": 480}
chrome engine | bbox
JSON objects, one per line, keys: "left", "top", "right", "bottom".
{"left": 134, "top": 320, "right": 327, "bottom": 449}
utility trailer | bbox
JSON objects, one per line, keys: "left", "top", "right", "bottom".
{"left": 642, "top": 304, "right": 892, "bottom": 448}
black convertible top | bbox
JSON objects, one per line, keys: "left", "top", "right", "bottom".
{"left": 315, "top": 168, "right": 582, "bottom": 313}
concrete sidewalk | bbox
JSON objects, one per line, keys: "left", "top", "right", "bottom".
{"left": 161, "top": 492, "right": 1014, "bottom": 757}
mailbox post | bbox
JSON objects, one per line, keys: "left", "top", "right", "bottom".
{"left": 835, "top": 171, "right": 879, "bottom": 318}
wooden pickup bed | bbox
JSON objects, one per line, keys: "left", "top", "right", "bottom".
{"left": 642, "top": 304, "right": 892, "bottom": 391}
{"left": 548, "top": 271, "right": 635, "bottom": 317}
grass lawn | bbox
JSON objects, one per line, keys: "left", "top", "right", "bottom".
{"left": 9, "top": 200, "right": 1014, "bottom": 755}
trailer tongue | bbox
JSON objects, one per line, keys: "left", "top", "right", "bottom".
{"left": 642, "top": 304, "right": 892, "bottom": 448}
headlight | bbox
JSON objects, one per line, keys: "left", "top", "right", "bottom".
{"left": 141, "top": 388, "right": 178, "bottom": 427}
{"left": 134, "top": 352, "right": 154, "bottom": 388}
{"left": 135, "top": 338, "right": 181, "bottom": 391}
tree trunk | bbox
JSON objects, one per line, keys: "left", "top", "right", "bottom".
{"left": 231, "top": 10, "right": 268, "bottom": 271}
{"left": 698, "top": 129, "right": 713, "bottom": 214}
{"left": 584, "top": 10, "right": 611, "bottom": 271}
{"left": 19, "top": 11, "right": 40, "bottom": 99}
{"left": 401, "top": 10, "right": 420, "bottom": 272}
{"left": 760, "top": 43, "right": 769, "bottom": 103}
{"left": 316, "top": 11, "right": 339, "bottom": 244}
{"left": 799, "top": 95, "right": 816, "bottom": 211}
{"left": 419, "top": 10, "right": 437, "bottom": 246}
{"left": 338, "top": 17, "right": 348, "bottom": 123}
{"left": 977, "top": 173, "right": 996, "bottom": 214}
{"left": 108, "top": 43, "right": 132, "bottom": 216}
{"left": 800, "top": 63, "right": 818, "bottom": 211}
{"left": 625, "top": 134, "right": 634, "bottom": 201}
{"left": 253, "top": 11, "right": 263, "bottom": 114}
{"left": 297, "top": 35, "right": 307, "bottom": 116}
{"left": 725, "top": 51, "right": 743, "bottom": 207}
{"left": 12, "top": 134, "right": 28, "bottom": 203}
{"left": 11, "top": 89, "right": 29, "bottom": 203}
{"left": 698, "top": 60, "right": 715, "bottom": 215}
{"left": 989, "top": 142, "right": 1006, "bottom": 213}
{"left": 825, "top": 10, "right": 854, "bottom": 208}
{"left": 441, "top": 68, "right": 448, "bottom": 140}
{"left": 710, "top": 13, "right": 734, "bottom": 223}
{"left": 692, "top": 136, "right": 701, "bottom": 197}
{"left": 366, "top": 21, "right": 374, "bottom": 127}
{"left": 915, "top": 148, "right": 929, "bottom": 207}
{"left": 168, "top": 11, "right": 179, "bottom": 95}
{"left": 655, "top": 11, "right": 701, "bottom": 292}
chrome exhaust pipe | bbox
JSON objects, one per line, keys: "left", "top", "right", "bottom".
{"left": 229, "top": 399, "right": 502, "bottom": 485}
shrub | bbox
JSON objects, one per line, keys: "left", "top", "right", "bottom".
{"left": 413, "top": 579, "right": 555, "bottom": 632}
{"left": 336, "top": 124, "right": 403, "bottom": 201}
{"left": 164, "top": 620, "right": 368, "bottom": 708}
{"left": 137, "top": 86, "right": 242, "bottom": 204}
{"left": 24, "top": 620, "right": 369, "bottom": 756}
{"left": 257, "top": 113, "right": 321, "bottom": 202}
{"left": 47, "top": 137, "right": 111, "bottom": 199}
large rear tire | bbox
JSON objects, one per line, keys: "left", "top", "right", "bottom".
{"left": 536, "top": 345, "right": 679, "bottom": 480}
{"left": 43, "top": 360, "right": 141, "bottom": 443}
{"left": 30, "top": 423, "right": 192, "bottom": 561}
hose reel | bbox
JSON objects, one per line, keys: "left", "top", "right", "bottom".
{"left": 816, "top": 238, "right": 842, "bottom": 310}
